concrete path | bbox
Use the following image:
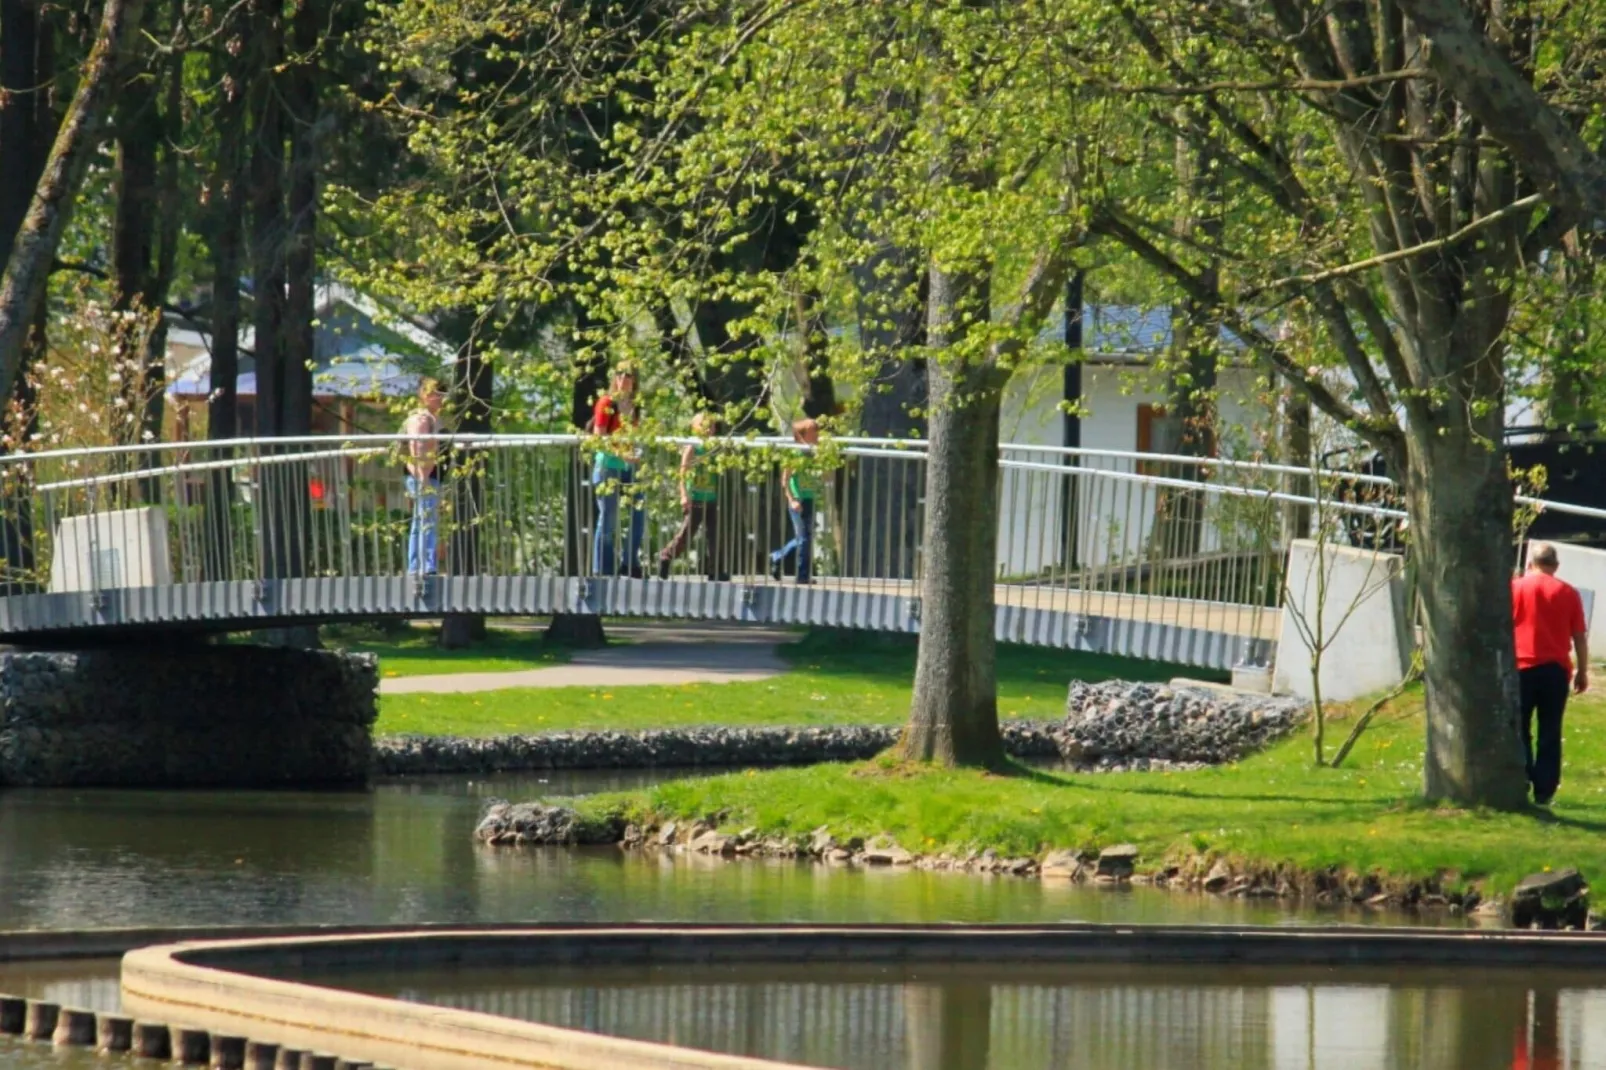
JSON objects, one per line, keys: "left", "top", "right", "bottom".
{"left": 379, "top": 623, "right": 794, "bottom": 694}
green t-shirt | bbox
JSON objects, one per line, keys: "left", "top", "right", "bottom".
{"left": 787, "top": 470, "right": 822, "bottom": 502}
{"left": 686, "top": 446, "right": 717, "bottom": 502}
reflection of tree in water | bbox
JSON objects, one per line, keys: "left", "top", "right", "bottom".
{"left": 903, "top": 983, "right": 991, "bottom": 1070}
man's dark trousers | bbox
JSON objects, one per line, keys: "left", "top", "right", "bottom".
{"left": 1519, "top": 662, "right": 1570, "bottom": 802}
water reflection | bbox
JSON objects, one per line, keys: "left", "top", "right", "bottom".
{"left": 320, "top": 963, "right": 1606, "bottom": 1070}
{"left": 0, "top": 773, "right": 1425, "bottom": 932}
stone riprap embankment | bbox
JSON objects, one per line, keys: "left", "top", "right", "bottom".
{"left": 1054, "top": 681, "right": 1306, "bottom": 768}
{"left": 0, "top": 646, "right": 377, "bottom": 787}
{"left": 377, "top": 722, "right": 1061, "bottom": 776}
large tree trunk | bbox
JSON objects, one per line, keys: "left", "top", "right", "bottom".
{"left": 0, "top": 0, "right": 43, "bottom": 266}
{"left": 204, "top": 16, "right": 246, "bottom": 581}
{"left": 110, "top": 13, "right": 159, "bottom": 447}
{"left": 547, "top": 316, "right": 609, "bottom": 649}
{"left": 1408, "top": 425, "right": 1528, "bottom": 808}
{"left": 0, "top": 0, "right": 149, "bottom": 406}
{"left": 248, "top": 0, "right": 286, "bottom": 437}
{"left": 441, "top": 334, "right": 492, "bottom": 649}
{"left": 899, "top": 262, "right": 1005, "bottom": 768}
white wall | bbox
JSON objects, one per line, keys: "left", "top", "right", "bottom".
{"left": 995, "top": 363, "right": 1275, "bottom": 576}
{"left": 1273, "top": 539, "right": 1411, "bottom": 701}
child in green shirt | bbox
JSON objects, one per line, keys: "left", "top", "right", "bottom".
{"left": 657, "top": 413, "right": 723, "bottom": 580}
{"left": 769, "top": 418, "right": 820, "bottom": 584}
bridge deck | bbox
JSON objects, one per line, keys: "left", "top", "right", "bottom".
{"left": 0, "top": 574, "right": 1277, "bottom": 671}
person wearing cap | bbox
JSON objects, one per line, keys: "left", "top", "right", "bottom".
{"left": 1512, "top": 541, "right": 1590, "bottom": 806}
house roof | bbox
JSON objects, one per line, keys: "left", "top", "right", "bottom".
{"left": 167, "top": 284, "right": 455, "bottom": 400}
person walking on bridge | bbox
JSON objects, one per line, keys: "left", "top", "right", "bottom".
{"left": 657, "top": 412, "right": 722, "bottom": 580}
{"left": 1512, "top": 541, "right": 1589, "bottom": 806}
{"left": 402, "top": 379, "right": 445, "bottom": 576}
{"left": 769, "top": 418, "right": 821, "bottom": 585}
{"left": 590, "top": 367, "right": 645, "bottom": 578}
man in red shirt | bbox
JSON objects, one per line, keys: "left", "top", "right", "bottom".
{"left": 1511, "top": 542, "right": 1590, "bottom": 806}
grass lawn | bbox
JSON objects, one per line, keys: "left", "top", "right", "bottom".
{"left": 579, "top": 689, "right": 1606, "bottom": 895}
{"left": 374, "top": 628, "right": 1214, "bottom": 736}
{"left": 323, "top": 623, "right": 569, "bottom": 678}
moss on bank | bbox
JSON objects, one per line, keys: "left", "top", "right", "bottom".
{"left": 578, "top": 688, "right": 1606, "bottom": 897}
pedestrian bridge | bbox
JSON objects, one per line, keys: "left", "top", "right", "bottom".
{"left": 0, "top": 434, "right": 1411, "bottom": 670}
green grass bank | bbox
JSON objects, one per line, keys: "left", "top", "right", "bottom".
{"left": 371, "top": 628, "right": 1207, "bottom": 737}
{"left": 578, "top": 688, "right": 1606, "bottom": 897}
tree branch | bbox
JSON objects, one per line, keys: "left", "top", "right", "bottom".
{"left": 1392, "top": 0, "right": 1606, "bottom": 224}
{"left": 1258, "top": 192, "right": 1545, "bottom": 289}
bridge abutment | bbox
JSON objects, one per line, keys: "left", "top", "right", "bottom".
{"left": 0, "top": 645, "right": 377, "bottom": 787}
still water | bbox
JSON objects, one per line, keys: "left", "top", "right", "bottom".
{"left": 305, "top": 960, "right": 1606, "bottom": 1070}
{"left": 0, "top": 770, "right": 1598, "bottom": 1069}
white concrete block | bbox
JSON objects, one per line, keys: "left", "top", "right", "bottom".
{"left": 48, "top": 507, "right": 171, "bottom": 593}
{"left": 1273, "top": 539, "right": 1411, "bottom": 703}
{"left": 1528, "top": 541, "right": 1605, "bottom": 650}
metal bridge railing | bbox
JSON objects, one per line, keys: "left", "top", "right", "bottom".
{"left": 0, "top": 434, "right": 1424, "bottom": 644}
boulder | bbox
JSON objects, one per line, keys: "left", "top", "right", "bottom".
{"left": 1096, "top": 844, "right": 1140, "bottom": 878}
{"left": 861, "top": 837, "right": 914, "bottom": 865}
{"left": 1040, "top": 849, "right": 1084, "bottom": 880}
{"left": 474, "top": 802, "right": 621, "bottom": 846}
{"left": 1202, "top": 859, "right": 1233, "bottom": 893}
{"left": 1512, "top": 868, "right": 1589, "bottom": 930}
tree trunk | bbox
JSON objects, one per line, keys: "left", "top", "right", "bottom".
{"left": 0, "top": 0, "right": 42, "bottom": 267}
{"left": 204, "top": 17, "right": 246, "bottom": 581}
{"left": 900, "top": 263, "right": 1005, "bottom": 768}
{"left": 248, "top": 0, "right": 286, "bottom": 437}
{"left": 281, "top": 0, "right": 318, "bottom": 441}
{"left": 207, "top": 13, "right": 246, "bottom": 442}
{"left": 550, "top": 313, "right": 609, "bottom": 647}
{"left": 138, "top": 40, "right": 183, "bottom": 446}
{"left": 902, "top": 984, "right": 992, "bottom": 1070}
{"left": 0, "top": 0, "right": 149, "bottom": 407}
{"left": 110, "top": 15, "right": 159, "bottom": 446}
{"left": 442, "top": 333, "right": 492, "bottom": 650}
{"left": 1407, "top": 426, "right": 1529, "bottom": 808}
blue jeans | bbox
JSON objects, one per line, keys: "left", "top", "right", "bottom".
{"left": 771, "top": 498, "right": 814, "bottom": 582}
{"left": 406, "top": 475, "right": 439, "bottom": 575}
{"left": 592, "top": 460, "right": 645, "bottom": 575}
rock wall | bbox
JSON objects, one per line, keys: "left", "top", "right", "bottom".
{"left": 0, "top": 645, "right": 378, "bottom": 787}
{"left": 375, "top": 722, "right": 1061, "bottom": 776}
{"left": 1056, "top": 681, "right": 1306, "bottom": 767}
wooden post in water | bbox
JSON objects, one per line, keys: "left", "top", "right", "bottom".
{"left": 51, "top": 1007, "right": 96, "bottom": 1046}
{"left": 96, "top": 1014, "right": 133, "bottom": 1052}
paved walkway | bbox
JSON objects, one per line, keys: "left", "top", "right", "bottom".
{"left": 379, "top": 623, "right": 793, "bottom": 694}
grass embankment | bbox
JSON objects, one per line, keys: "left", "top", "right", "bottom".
{"left": 581, "top": 689, "right": 1606, "bottom": 895}
{"left": 323, "top": 623, "right": 569, "bottom": 678}
{"left": 373, "top": 629, "right": 1211, "bottom": 737}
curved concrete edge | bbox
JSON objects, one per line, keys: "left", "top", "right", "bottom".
{"left": 122, "top": 932, "right": 811, "bottom": 1070}
{"left": 118, "top": 924, "right": 1606, "bottom": 1070}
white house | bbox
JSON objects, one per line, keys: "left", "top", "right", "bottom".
{"left": 995, "top": 305, "right": 1279, "bottom": 576}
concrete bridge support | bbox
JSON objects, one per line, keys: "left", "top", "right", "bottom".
{"left": 0, "top": 644, "right": 377, "bottom": 787}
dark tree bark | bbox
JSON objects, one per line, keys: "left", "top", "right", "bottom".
{"left": 139, "top": 40, "right": 183, "bottom": 445}
{"left": 207, "top": 11, "right": 247, "bottom": 442}
{"left": 901, "top": 313, "right": 1008, "bottom": 767}
{"left": 441, "top": 333, "right": 492, "bottom": 649}
{"left": 281, "top": 0, "right": 319, "bottom": 440}
{"left": 547, "top": 312, "right": 609, "bottom": 649}
{"left": 0, "top": 0, "right": 43, "bottom": 267}
{"left": 247, "top": 0, "right": 286, "bottom": 437}
{"left": 110, "top": 16, "right": 159, "bottom": 445}
{"left": 795, "top": 287, "right": 836, "bottom": 419}
{"left": 0, "top": 0, "right": 150, "bottom": 406}
{"left": 1392, "top": 0, "right": 1606, "bottom": 226}
{"left": 204, "top": 11, "right": 248, "bottom": 582}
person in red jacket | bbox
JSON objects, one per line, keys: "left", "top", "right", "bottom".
{"left": 1512, "top": 541, "right": 1590, "bottom": 806}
